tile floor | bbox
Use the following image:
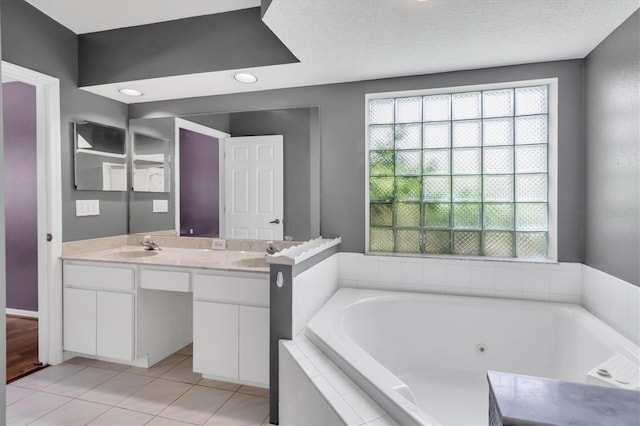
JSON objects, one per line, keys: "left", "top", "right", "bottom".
{"left": 6, "top": 344, "right": 270, "bottom": 426}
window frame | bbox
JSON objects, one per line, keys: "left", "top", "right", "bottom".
{"left": 364, "top": 78, "right": 558, "bottom": 262}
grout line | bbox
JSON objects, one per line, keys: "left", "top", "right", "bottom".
{"left": 26, "top": 396, "right": 74, "bottom": 425}
{"left": 200, "top": 388, "right": 236, "bottom": 425}
{"left": 82, "top": 400, "right": 113, "bottom": 425}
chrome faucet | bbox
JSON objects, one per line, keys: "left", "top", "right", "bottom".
{"left": 141, "top": 235, "right": 161, "bottom": 251}
{"left": 266, "top": 240, "right": 278, "bottom": 255}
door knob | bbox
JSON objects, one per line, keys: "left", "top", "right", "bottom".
{"left": 270, "top": 219, "right": 281, "bottom": 224}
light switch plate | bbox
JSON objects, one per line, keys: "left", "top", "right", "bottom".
{"left": 153, "top": 199, "right": 169, "bottom": 213}
{"left": 75, "top": 200, "right": 100, "bottom": 216}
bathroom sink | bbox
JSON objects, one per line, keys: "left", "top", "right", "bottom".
{"left": 233, "top": 257, "right": 268, "bottom": 268}
{"left": 113, "top": 250, "right": 159, "bottom": 259}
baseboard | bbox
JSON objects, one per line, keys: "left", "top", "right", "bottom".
{"left": 6, "top": 308, "right": 39, "bottom": 318}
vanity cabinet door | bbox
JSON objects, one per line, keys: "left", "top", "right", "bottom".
{"left": 193, "top": 301, "right": 239, "bottom": 381}
{"left": 63, "top": 288, "right": 97, "bottom": 355}
{"left": 239, "top": 305, "right": 269, "bottom": 386}
{"left": 97, "top": 291, "right": 134, "bottom": 361}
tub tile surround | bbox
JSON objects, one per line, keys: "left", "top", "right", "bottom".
{"left": 582, "top": 265, "right": 640, "bottom": 346}
{"left": 280, "top": 338, "right": 398, "bottom": 426}
{"left": 339, "top": 253, "right": 640, "bottom": 346}
{"left": 339, "top": 253, "right": 583, "bottom": 303}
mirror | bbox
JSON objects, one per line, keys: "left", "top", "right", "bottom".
{"left": 132, "top": 132, "right": 170, "bottom": 192}
{"left": 128, "top": 106, "right": 321, "bottom": 241}
{"left": 74, "top": 120, "right": 127, "bottom": 191}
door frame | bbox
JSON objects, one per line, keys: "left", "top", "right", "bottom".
{"left": 174, "top": 118, "right": 230, "bottom": 237}
{"left": 2, "top": 61, "right": 63, "bottom": 365}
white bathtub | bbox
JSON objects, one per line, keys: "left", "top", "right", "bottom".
{"left": 305, "top": 288, "right": 640, "bottom": 425}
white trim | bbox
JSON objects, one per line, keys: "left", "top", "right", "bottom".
{"left": 2, "top": 61, "right": 63, "bottom": 365}
{"left": 174, "top": 118, "right": 230, "bottom": 237}
{"left": 6, "top": 308, "right": 38, "bottom": 318}
{"left": 365, "top": 78, "right": 559, "bottom": 100}
{"left": 546, "top": 79, "right": 559, "bottom": 262}
{"left": 365, "top": 78, "right": 559, "bottom": 261}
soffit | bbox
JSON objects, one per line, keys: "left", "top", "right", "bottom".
{"left": 26, "top": 0, "right": 640, "bottom": 103}
{"left": 25, "top": 0, "right": 261, "bottom": 34}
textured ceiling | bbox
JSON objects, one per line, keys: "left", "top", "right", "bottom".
{"left": 263, "top": 0, "right": 639, "bottom": 85}
{"left": 27, "top": 0, "right": 640, "bottom": 103}
{"left": 25, "top": 0, "right": 261, "bottom": 34}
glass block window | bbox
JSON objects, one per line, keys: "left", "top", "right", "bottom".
{"left": 368, "top": 84, "right": 550, "bottom": 259}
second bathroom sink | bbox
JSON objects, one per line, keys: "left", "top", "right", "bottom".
{"left": 232, "top": 257, "right": 268, "bottom": 268}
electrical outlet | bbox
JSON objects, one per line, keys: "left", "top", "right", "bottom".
{"left": 153, "top": 199, "right": 169, "bottom": 213}
{"left": 75, "top": 200, "right": 100, "bottom": 216}
{"left": 211, "top": 239, "right": 226, "bottom": 250}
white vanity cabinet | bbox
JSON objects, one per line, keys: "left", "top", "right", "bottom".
{"left": 139, "top": 266, "right": 191, "bottom": 292}
{"left": 192, "top": 271, "right": 270, "bottom": 387}
{"left": 62, "top": 257, "right": 269, "bottom": 381}
{"left": 63, "top": 261, "right": 193, "bottom": 366}
{"left": 63, "top": 262, "right": 136, "bottom": 361}
{"left": 238, "top": 305, "right": 269, "bottom": 385}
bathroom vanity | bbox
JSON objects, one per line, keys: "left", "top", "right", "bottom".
{"left": 61, "top": 239, "right": 273, "bottom": 388}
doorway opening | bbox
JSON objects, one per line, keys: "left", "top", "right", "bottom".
{"left": 174, "top": 118, "right": 229, "bottom": 238}
{"left": 3, "top": 79, "right": 42, "bottom": 381}
{"left": 2, "top": 62, "right": 62, "bottom": 383}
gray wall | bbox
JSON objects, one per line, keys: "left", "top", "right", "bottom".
{"left": 182, "top": 113, "right": 231, "bottom": 134}
{"left": 131, "top": 60, "right": 585, "bottom": 260}
{"left": 78, "top": 7, "right": 297, "bottom": 86}
{"left": 1, "top": 0, "right": 129, "bottom": 242}
{"left": 584, "top": 11, "right": 640, "bottom": 286}
{"left": 3, "top": 81, "right": 38, "bottom": 311}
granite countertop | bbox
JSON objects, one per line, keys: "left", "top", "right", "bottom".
{"left": 488, "top": 371, "right": 640, "bottom": 426}
{"left": 61, "top": 245, "right": 270, "bottom": 274}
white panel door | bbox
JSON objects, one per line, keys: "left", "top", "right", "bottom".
{"left": 96, "top": 291, "right": 134, "bottom": 361}
{"left": 63, "top": 288, "right": 97, "bottom": 355}
{"left": 239, "top": 305, "right": 270, "bottom": 386}
{"left": 224, "top": 136, "right": 283, "bottom": 240}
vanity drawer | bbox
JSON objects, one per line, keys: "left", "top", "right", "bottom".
{"left": 140, "top": 267, "right": 191, "bottom": 292}
{"left": 63, "top": 262, "right": 135, "bottom": 292}
{"left": 193, "top": 273, "right": 269, "bottom": 307}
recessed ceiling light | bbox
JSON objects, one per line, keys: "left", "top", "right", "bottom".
{"left": 119, "top": 88, "right": 143, "bottom": 97}
{"left": 234, "top": 73, "right": 258, "bottom": 84}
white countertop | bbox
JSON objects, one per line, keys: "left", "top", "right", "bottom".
{"left": 61, "top": 245, "right": 269, "bottom": 274}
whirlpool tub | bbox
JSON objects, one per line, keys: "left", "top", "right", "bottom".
{"left": 305, "top": 288, "right": 639, "bottom": 425}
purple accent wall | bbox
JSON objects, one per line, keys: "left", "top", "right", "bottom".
{"left": 179, "top": 128, "right": 220, "bottom": 237}
{"left": 3, "top": 81, "right": 38, "bottom": 312}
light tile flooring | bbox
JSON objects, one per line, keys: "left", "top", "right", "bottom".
{"left": 6, "top": 344, "right": 270, "bottom": 426}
